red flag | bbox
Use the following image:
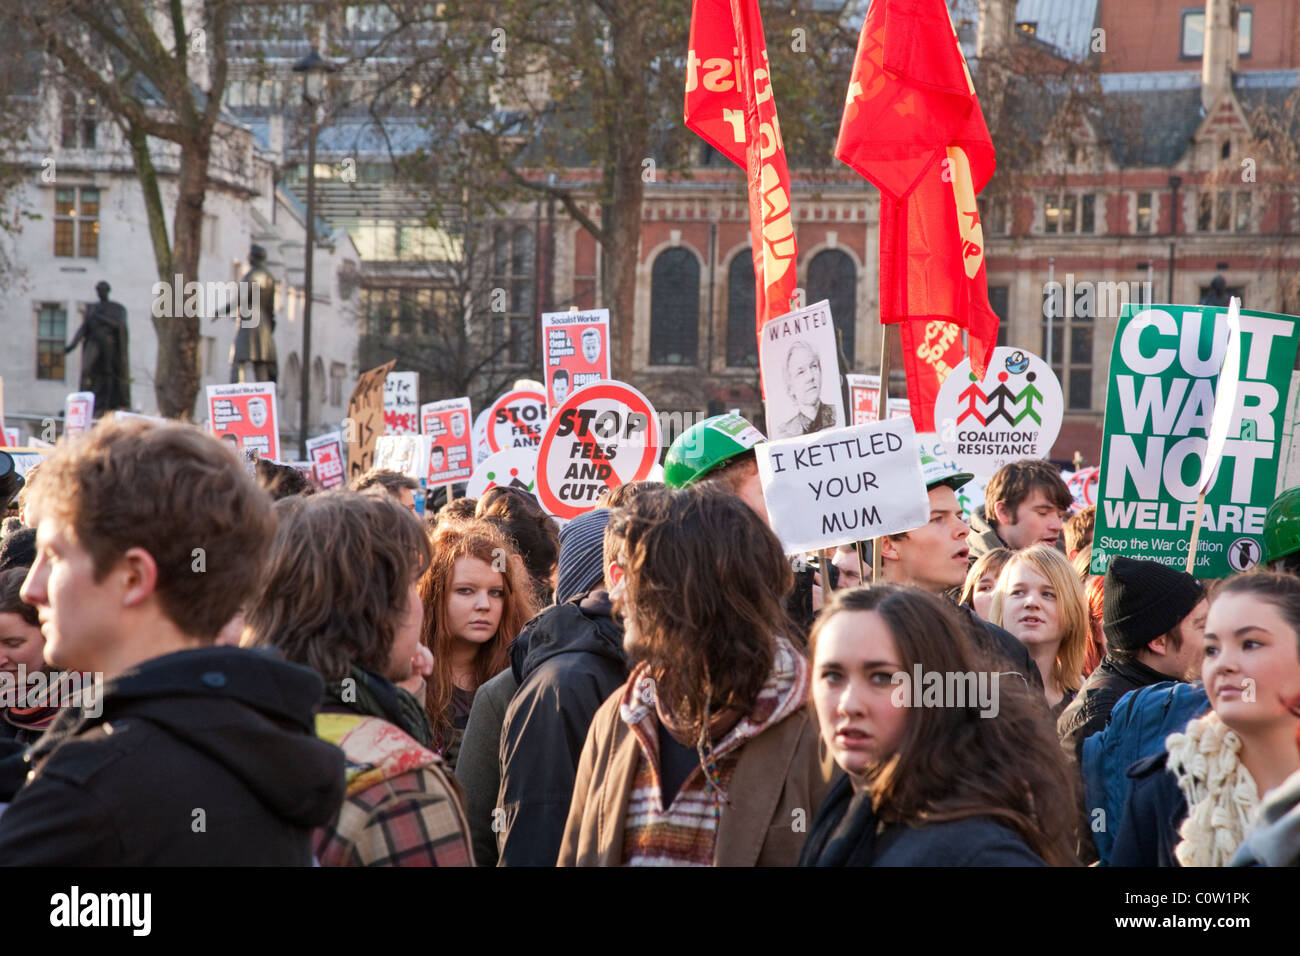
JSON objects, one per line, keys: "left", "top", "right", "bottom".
{"left": 686, "top": 0, "right": 798, "bottom": 356}
{"left": 835, "top": 0, "right": 999, "bottom": 432}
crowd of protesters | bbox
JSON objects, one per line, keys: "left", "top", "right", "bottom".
{"left": 0, "top": 414, "right": 1298, "bottom": 867}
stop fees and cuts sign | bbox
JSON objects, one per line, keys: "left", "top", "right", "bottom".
{"left": 535, "top": 381, "right": 661, "bottom": 519}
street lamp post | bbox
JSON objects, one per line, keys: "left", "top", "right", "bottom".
{"left": 293, "top": 48, "right": 338, "bottom": 459}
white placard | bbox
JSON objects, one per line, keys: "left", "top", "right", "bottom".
{"left": 759, "top": 299, "right": 846, "bottom": 440}
{"left": 756, "top": 418, "right": 929, "bottom": 554}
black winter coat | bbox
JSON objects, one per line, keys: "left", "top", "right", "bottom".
{"left": 0, "top": 646, "right": 346, "bottom": 865}
{"left": 497, "top": 589, "right": 626, "bottom": 867}
{"left": 799, "top": 775, "right": 1047, "bottom": 866}
{"left": 1110, "top": 752, "right": 1186, "bottom": 867}
{"left": 1058, "top": 654, "right": 1176, "bottom": 762}
{"left": 955, "top": 604, "right": 1044, "bottom": 692}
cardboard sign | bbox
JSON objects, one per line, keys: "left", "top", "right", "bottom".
{"left": 384, "top": 371, "right": 419, "bottom": 435}
{"left": 847, "top": 374, "right": 881, "bottom": 424}
{"left": 535, "top": 380, "right": 661, "bottom": 519}
{"left": 64, "top": 392, "right": 95, "bottom": 438}
{"left": 542, "top": 309, "right": 611, "bottom": 407}
{"left": 1092, "top": 304, "right": 1300, "bottom": 577}
{"left": 887, "top": 399, "right": 911, "bottom": 420}
{"left": 471, "top": 407, "right": 493, "bottom": 465}
{"left": 346, "top": 360, "right": 396, "bottom": 484}
{"left": 422, "top": 397, "right": 473, "bottom": 488}
{"left": 5, "top": 449, "right": 52, "bottom": 476}
{"left": 207, "top": 382, "right": 280, "bottom": 460}
{"left": 486, "top": 389, "right": 548, "bottom": 454}
{"left": 756, "top": 418, "right": 930, "bottom": 554}
{"left": 467, "top": 447, "right": 540, "bottom": 499}
{"left": 306, "top": 431, "right": 347, "bottom": 489}
{"left": 1065, "top": 467, "right": 1100, "bottom": 510}
{"left": 933, "top": 347, "right": 1064, "bottom": 478}
{"left": 759, "top": 300, "right": 846, "bottom": 440}
{"left": 374, "top": 434, "right": 432, "bottom": 481}
{"left": 2, "top": 427, "right": 19, "bottom": 448}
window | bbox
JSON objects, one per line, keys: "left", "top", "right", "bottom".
{"left": 1196, "top": 190, "right": 1252, "bottom": 233}
{"left": 61, "top": 93, "right": 96, "bottom": 149}
{"left": 489, "top": 225, "right": 535, "bottom": 367}
{"left": 988, "top": 286, "right": 1010, "bottom": 347}
{"left": 649, "top": 248, "right": 700, "bottom": 366}
{"left": 806, "top": 250, "right": 857, "bottom": 368}
{"left": 1041, "top": 289, "right": 1093, "bottom": 410}
{"left": 1182, "top": 8, "right": 1253, "bottom": 58}
{"left": 1136, "top": 192, "right": 1154, "bottom": 233}
{"left": 985, "top": 196, "right": 1009, "bottom": 235}
{"left": 1042, "top": 192, "right": 1098, "bottom": 235}
{"left": 330, "top": 362, "right": 346, "bottom": 406}
{"left": 726, "top": 253, "right": 757, "bottom": 368}
{"left": 37, "top": 303, "right": 67, "bottom": 380}
{"left": 54, "top": 187, "right": 99, "bottom": 258}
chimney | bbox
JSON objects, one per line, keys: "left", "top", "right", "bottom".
{"left": 976, "top": 0, "right": 1016, "bottom": 59}
{"left": 1202, "top": 0, "right": 1240, "bottom": 111}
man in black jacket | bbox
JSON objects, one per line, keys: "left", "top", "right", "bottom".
{"left": 1058, "top": 556, "right": 1207, "bottom": 762}
{"left": 0, "top": 420, "right": 345, "bottom": 864}
{"left": 496, "top": 509, "right": 629, "bottom": 866}
{"left": 877, "top": 458, "right": 1042, "bottom": 689}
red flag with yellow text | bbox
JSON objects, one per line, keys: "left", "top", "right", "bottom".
{"left": 834, "top": 0, "right": 999, "bottom": 432}
{"left": 685, "top": 0, "right": 798, "bottom": 358}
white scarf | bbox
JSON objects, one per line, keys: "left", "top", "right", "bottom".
{"left": 1165, "top": 713, "right": 1259, "bottom": 867}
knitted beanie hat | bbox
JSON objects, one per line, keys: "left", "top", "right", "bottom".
{"left": 555, "top": 508, "right": 612, "bottom": 605}
{"left": 1103, "top": 556, "right": 1206, "bottom": 653}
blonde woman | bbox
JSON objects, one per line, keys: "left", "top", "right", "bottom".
{"left": 959, "top": 548, "right": 1013, "bottom": 622}
{"left": 1113, "top": 572, "right": 1300, "bottom": 867}
{"left": 989, "top": 545, "right": 1089, "bottom": 714}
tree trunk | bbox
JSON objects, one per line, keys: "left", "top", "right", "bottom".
{"left": 153, "top": 138, "right": 209, "bottom": 420}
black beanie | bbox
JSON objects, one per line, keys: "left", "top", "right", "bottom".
{"left": 1102, "top": 556, "right": 1206, "bottom": 653}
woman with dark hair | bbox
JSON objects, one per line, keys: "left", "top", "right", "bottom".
{"left": 475, "top": 485, "right": 560, "bottom": 605}
{"left": 559, "top": 484, "right": 833, "bottom": 866}
{"left": 419, "top": 518, "right": 537, "bottom": 766}
{"left": 800, "top": 585, "right": 1080, "bottom": 866}
{"left": 1113, "top": 572, "right": 1300, "bottom": 866}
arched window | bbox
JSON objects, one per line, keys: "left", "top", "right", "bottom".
{"left": 806, "top": 249, "right": 857, "bottom": 368}
{"left": 726, "top": 252, "right": 757, "bottom": 368}
{"left": 649, "top": 247, "right": 699, "bottom": 366}
{"left": 313, "top": 357, "right": 326, "bottom": 405}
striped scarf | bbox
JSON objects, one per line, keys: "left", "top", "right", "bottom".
{"left": 620, "top": 636, "right": 809, "bottom": 866}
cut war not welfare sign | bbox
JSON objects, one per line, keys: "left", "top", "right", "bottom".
{"left": 756, "top": 418, "right": 929, "bottom": 555}
{"left": 1093, "top": 303, "right": 1300, "bottom": 578}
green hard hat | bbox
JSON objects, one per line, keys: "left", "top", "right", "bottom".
{"left": 663, "top": 413, "right": 766, "bottom": 488}
{"left": 1263, "top": 486, "right": 1300, "bottom": 564}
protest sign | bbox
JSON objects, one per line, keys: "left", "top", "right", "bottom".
{"left": 384, "top": 371, "right": 419, "bottom": 435}
{"left": 1092, "top": 303, "right": 1300, "bottom": 577}
{"left": 421, "top": 397, "right": 473, "bottom": 488}
{"left": 374, "top": 434, "right": 432, "bottom": 481}
{"left": 933, "top": 347, "right": 1063, "bottom": 479}
{"left": 485, "top": 389, "right": 548, "bottom": 454}
{"left": 1, "top": 428, "right": 18, "bottom": 448}
{"left": 760, "top": 300, "right": 846, "bottom": 440}
{"left": 887, "top": 399, "right": 911, "bottom": 420}
{"left": 63, "top": 392, "right": 95, "bottom": 438}
{"left": 345, "top": 360, "right": 395, "bottom": 484}
{"left": 109, "top": 411, "right": 165, "bottom": 424}
{"left": 306, "top": 431, "right": 347, "bottom": 489}
{"left": 467, "top": 447, "right": 540, "bottom": 499}
{"left": 470, "top": 407, "right": 493, "bottom": 464}
{"left": 1065, "top": 467, "right": 1100, "bottom": 510}
{"left": 847, "top": 374, "right": 881, "bottom": 424}
{"left": 207, "top": 382, "right": 279, "bottom": 460}
{"left": 755, "top": 418, "right": 929, "bottom": 554}
{"left": 542, "top": 309, "right": 610, "bottom": 407}
{"left": 535, "top": 380, "right": 661, "bottom": 520}
{"left": 6, "top": 449, "right": 51, "bottom": 476}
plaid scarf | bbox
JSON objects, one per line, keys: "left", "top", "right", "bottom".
{"left": 619, "top": 636, "right": 809, "bottom": 866}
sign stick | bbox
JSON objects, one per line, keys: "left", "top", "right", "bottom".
{"left": 871, "top": 325, "right": 894, "bottom": 583}
{"left": 819, "top": 548, "right": 832, "bottom": 597}
{"left": 857, "top": 542, "right": 867, "bottom": 585}
{"left": 1185, "top": 491, "right": 1206, "bottom": 575}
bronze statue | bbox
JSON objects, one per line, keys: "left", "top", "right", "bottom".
{"left": 223, "top": 244, "right": 278, "bottom": 383}
{"left": 65, "top": 280, "right": 131, "bottom": 412}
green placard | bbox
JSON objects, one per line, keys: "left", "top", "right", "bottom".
{"left": 1092, "top": 303, "right": 1300, "bottom": 578}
